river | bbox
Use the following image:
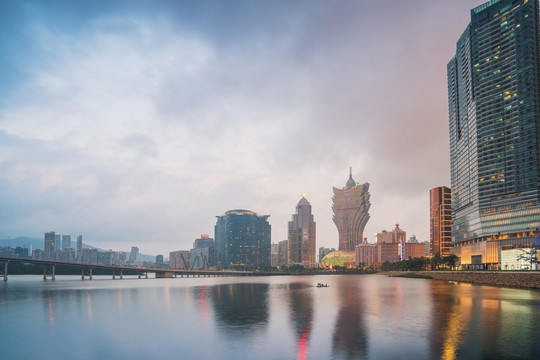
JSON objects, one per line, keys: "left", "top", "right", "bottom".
{"left": 1, "top": 274, "right": 539, "bottom": 359}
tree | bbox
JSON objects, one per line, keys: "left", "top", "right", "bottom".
{"left": 443, "top": 254, "right": 459, "bottom": 269}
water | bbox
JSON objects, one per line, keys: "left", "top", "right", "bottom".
{"left": 1, "top": 274, "right": 539, "bottom": 359}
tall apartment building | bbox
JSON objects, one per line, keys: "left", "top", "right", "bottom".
{"left": 44, "top": 231, "right": 56, "bottom": 259}
{"left": 430, "top": 187, "right": 452, "bottom": 256}
{"left": 288, "top": 195, "right": 316, "bottom": 268}
{"left": 448, "top": 0, "right": 540, "bottom": 268}
{"left": 62, "top": 234, "right": 71, "bottom": 249}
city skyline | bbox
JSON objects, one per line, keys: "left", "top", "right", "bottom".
{"left": 0, "top": 0, "right": 483, "bottom": 254}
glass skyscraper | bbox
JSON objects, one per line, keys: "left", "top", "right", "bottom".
{"left": 214, "top": 209, "right": 271, "bottom": 269}
{"left": 448, "top": 0, "right": 540, "bottom": 268}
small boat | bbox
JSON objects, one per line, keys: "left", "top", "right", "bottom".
{"left": 316, "top": 283, "right": 329, "bottom": 288}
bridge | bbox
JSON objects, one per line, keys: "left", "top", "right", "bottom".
{"left": 0, "top": 255, "right": 287, "bottom": 281}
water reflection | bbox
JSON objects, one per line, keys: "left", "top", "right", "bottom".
{"left": 210, "top": 283, "right": 269, "bottom": 335}
{"left": 332, "top": 278, "right": 368, "bottom": 359}
{"left": 287, "top": 283, "right": 313, "bottom": 360}
{"left": 429, "top": 282, "right": 540, "bottom": 359}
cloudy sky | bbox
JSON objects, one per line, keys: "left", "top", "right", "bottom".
{"left": 0, "top": 0, "right": 482, "bottom": 255}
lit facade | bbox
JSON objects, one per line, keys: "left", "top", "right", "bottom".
{"left": 448, "top": 0, "right": 540, "bottom": 268}
{"left": 214, "top": 209, "right": 271, "bottom": 269}
{"left": 332, "top": 169, "right": 370, "bottom": 251}
{"left": 288, "top": 196, "right": 316, "bottom": 268}
{"left": 430, "top": 186, "right": 452, "bottom": 256}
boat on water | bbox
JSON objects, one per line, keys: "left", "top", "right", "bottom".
{"left": 316, "top": 283, "right": 329, "bottom": 288}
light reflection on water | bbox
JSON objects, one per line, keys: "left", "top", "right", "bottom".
{"left": 1, "top": 274, "right": 539, "bottom": 359}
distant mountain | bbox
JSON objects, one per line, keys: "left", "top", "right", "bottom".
{"left": 0, "top": 237, "right": 155, "bottom": 261}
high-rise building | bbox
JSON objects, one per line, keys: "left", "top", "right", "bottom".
{"left": 288, "top": 195, "right": 317, "bottom": 268}
{"left": 430, "top": 187, "right": 452, "bottom": 256}
{"left": 62, "top": 234, "right": 71, "bottom": 249}
{"left": 129, "top": 246, "right": 139, "bottom": 263}
{"left": 193, "top": 234, "right": 215, "bottom": 268}
{"left": 355, "top": 238, "right": 376, "bottom": 267}
{"left": 169, "top": 250, "right": 190, "bottom": 269}
{"left": 332, "top": 168, "right": 370, "bottom": 251}
{"left": 270, "top": 243, "right": 279, "bottom": 267}
{"left": 55, "top": 234, "right": 61, "bottom": 250}
{"left": 278, "top": 240, "right": 289, "bottom": 266}
{"left": 76, "top": 235, "right": 83, "bottom": 262}
{"left": 44, "top": 231, "right": 56, "bottom": 259}
{"left": 214, "top": 209, "right": 271, "bottom": 269}
{"left": 448, "top": 0, "right": 540, "bottom": 268}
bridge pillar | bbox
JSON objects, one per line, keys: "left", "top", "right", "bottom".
{"left": 89, "top": 267, "right": 93, "bottom": 280}
{"left": 82, "top": 267, "right": 85, "bottom": 280}
{"left": 120, "top": 270, "right": 123, "bottom": 279}
{"left": 43, "top": 264, "right": 55, "bottom": 281}
{"left": 1, "top": 261, "right": 7, "bottom": 281}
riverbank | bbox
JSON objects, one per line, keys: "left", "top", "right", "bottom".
{"left": 379, "top": 271, "right": 540, "bottom": 289}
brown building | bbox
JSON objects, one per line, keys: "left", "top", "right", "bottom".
{"left": 332, "top": 168, "right": 371, "bottom": 251}
{"left": 403, "top": 243, "right": 427, "bottom": 260}
{"left": 377, "top": 243, "right": 400, "bottom": 264}
{"left": 355, "top": 238, "right": 376, "bottom": 267}
{"left": 288, "top": 195, "right": 316, "bottom": 268}
{"left": 430, "top": 186, "right": 452, "bottom": 256}
{"left": 169, "top": 250, "right": 190, "bottom": 269}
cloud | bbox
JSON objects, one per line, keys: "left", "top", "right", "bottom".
{"left": 0, "top": 0, "right": 481, "bottom": 253}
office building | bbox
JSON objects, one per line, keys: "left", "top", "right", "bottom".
{"left": 278, "top": 240, "right": 289, "bottom": 266}
{"left": 62, "top": 234, "right": 71, "bottom": 249}
{"left": 288, "top": 195, "right": 317, "bottom": 268}
{"left": 448, "top": 0, "right": 540, "bottom": 268}
{"left": 332, "top": 168, "right": 371, "bottom": 251}
{"left": 193, "top": 234, "right": 215, "bottom": 268}
{"left": 169, "top": 250, "right": 190, "bottom": 269}
{"left": 44, "top": 231, "right": 56, "bottom": 259}
{"left": 129, "top": 246, "right": 139, "bottom": 263}
{"left": 271, "top": 243, "right": 279, "bottom": 267}
{"left": 214, "top": 209, "right": 271, "bottom": 269}
{"left": 430, "top": 187, "right": 452, "bottom": 256}
{"left": 76, "top": 235, "right": 83, "bottom": 262}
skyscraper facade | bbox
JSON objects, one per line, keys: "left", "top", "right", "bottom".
{"left": 332, "top": 169, "right": 371, "bottom": 251}
{"left": 76, "top": 235, "right": 83, "bottom": 262}
{"left": 62, "top": 234, "right": 71, "bottom": 249}
{"left": 44, "top": 231, "right": 56, "bottom": 259}
{"left": 214, "top": 209, "right": 271, "bottom": 269}
{"left": 430, "top": 186, "right": 452, "bottom": 256}
{"left": 288, "top": 195, "right": 317, "bottom": 268}
{"left": 448, "top": 0, "right": 540, "bottom": 268}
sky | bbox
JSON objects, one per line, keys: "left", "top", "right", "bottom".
{"left": 0, "top": 0, "right": 483, "bottom": 256}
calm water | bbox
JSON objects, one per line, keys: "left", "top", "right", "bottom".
{"left": 1, "top": 274, "right": 539, "bottom": 359}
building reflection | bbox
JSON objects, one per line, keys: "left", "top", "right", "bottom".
{"left": 192, "top": 286, "right": 211, "bottom": 323}
{"left": 429, "top": 282, "right": 539, "bottom": 359}
{"left": 332, "top": 280, "right": 367, "bottom": 359}
{"left": 287, "top": 283, "right": 313, "bottom": 360}
{"left": 210, "top": 283, "right": 269, "bottom": 336}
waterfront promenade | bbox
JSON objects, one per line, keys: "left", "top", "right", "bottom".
{"left": 381, "top": 271, "right": 540, "bottom": 289}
